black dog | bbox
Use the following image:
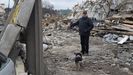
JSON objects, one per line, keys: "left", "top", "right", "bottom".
{"left": 74, "top": 53, "right": 83, "bottom": 71}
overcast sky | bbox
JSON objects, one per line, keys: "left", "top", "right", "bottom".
{"left": 49, "top": 0, "right": 82, "bottom": 9}
{"left": 0, "top": 0, "right": 82, "bottom": 9}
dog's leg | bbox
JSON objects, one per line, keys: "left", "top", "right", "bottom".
{"left": 78, "top": 63, "right": 80, "bottom": 71}
{"left": 76, "top": 63, "right": 78, "bottom": 70}
{"left": 77, "top": 63, "right": 80, "bottom": 71}
{"left": 75, "top": 63, "right": 79, "bottom": 71}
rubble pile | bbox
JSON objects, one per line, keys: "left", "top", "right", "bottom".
{"left": 71, "top": 0, "right": 110, "bottom": 20}
{"left": 42, "top": 23, "right": 133, "bottom": 75}
{"left": 71, "top": 0, "right": 133, "bottom": 20}
{"left": 41, "top": 1, "right": 133, "bottom": 75}
{"left": 70, "top": 0, "right": 133, "bottom": 44}
{"left": 101, "top": 14, "right": 133, "bottom": 44}
{"left": 67, "top": 0, "right": 133, "bottom": 73}
{"left": 42, "top": 14, "right": 133, "bottom": 75}
{"left": 42, "top": 12, "right": 72, "bottom": 32}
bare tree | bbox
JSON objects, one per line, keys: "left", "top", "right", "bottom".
{"left": 42, "top": 0, "right": 54, "bottom": 9}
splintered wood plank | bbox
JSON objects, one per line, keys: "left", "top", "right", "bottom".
{"left": 112, "top": 25, "right": 133, "bottom": 32}
{"left": 123, "top": 24, "right": 133, "bottom": 28}
{"left": 122, "top": 20, "right": 133, "bottom": 25}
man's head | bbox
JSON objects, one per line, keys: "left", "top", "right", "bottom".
{"left": 82, "top": 11, "right": 87, "bottom": 16}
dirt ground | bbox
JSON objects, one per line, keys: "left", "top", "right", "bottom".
{"left": 43, "top": 26, "right": 133, "bottom": 75}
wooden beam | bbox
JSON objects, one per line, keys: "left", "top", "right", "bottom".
{"left": 94, "top": 29, "right": 133, "bottom": 35}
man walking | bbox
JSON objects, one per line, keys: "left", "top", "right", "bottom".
{"left": 70, "top": 11, "right": 94, "bottom": 55}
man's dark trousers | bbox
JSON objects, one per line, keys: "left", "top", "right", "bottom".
{"left": 80, "top": 32, "right": 90, "bottom": 54}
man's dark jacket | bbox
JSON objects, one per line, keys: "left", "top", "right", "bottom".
{"left": 70, "top": 16, "right": 94, "bottom": 35}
